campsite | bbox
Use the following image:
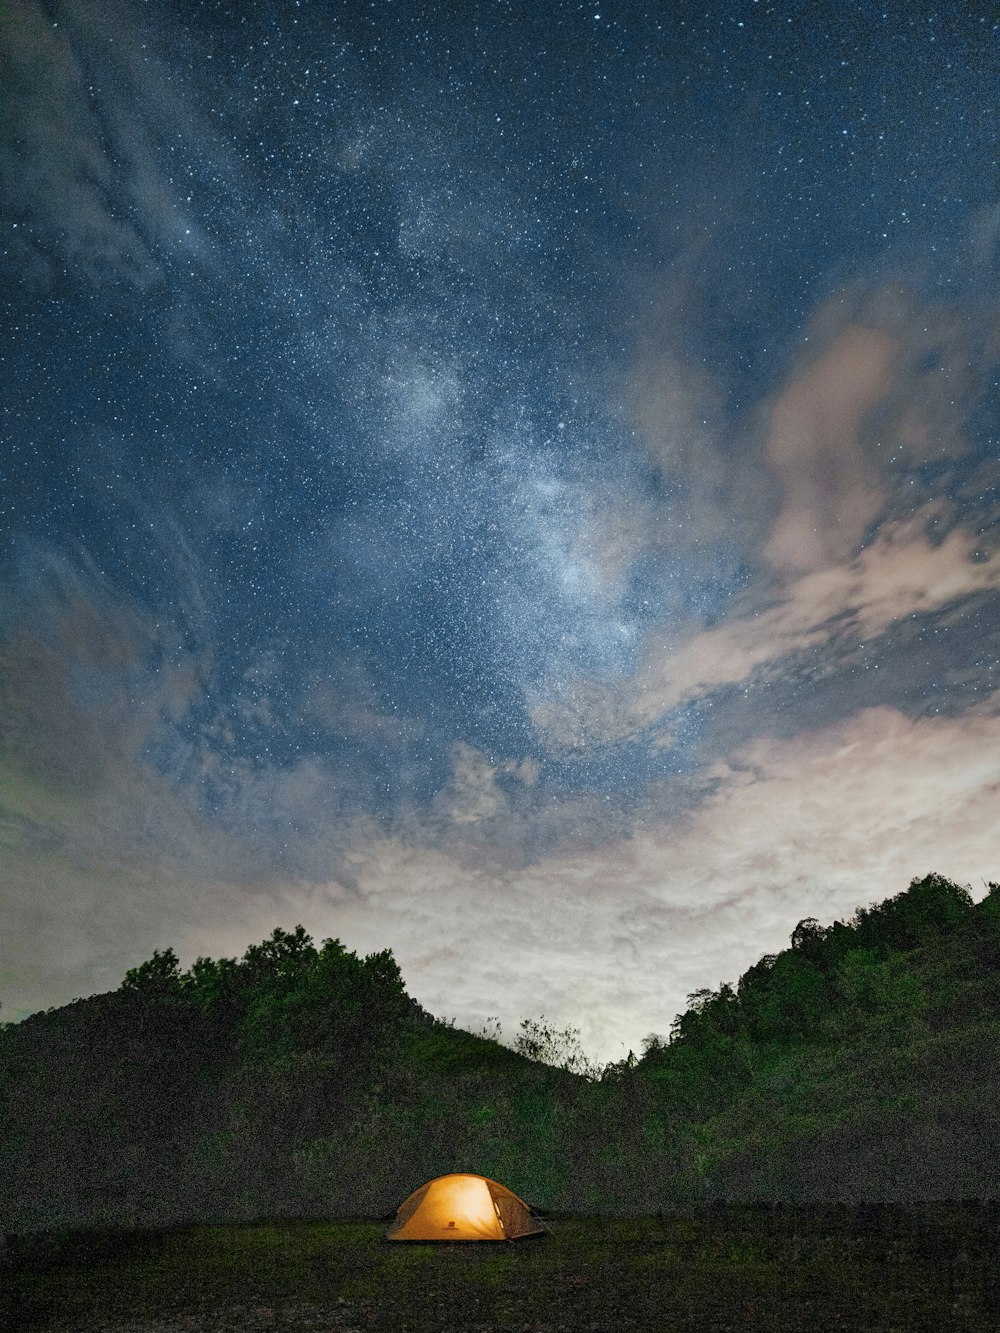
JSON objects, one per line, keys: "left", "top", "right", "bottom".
{"left": 4, "top": 874, "right": 1000, "bottom": 1329}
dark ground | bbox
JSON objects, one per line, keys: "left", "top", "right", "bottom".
{"left": 7, "top": 1207, "right": 999, "bottom": 1332}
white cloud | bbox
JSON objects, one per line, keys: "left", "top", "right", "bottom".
{"left": 531, "top": 510, "right": 1000, "bottom": 749}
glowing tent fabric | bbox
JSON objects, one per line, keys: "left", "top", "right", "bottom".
{"left": 386, "top": 1173, "right": 544, "bottom": 1242}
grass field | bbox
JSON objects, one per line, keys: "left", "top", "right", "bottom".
{"left": 7, "top": 1206, "right": 999, "bottom": 1332}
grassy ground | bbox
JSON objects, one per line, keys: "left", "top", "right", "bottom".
{"left": 7, "top": 1206, "right": 999, "bottom": 1332}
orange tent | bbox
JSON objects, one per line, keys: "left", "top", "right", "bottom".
{"left": 386, "top": 1173, "right": 544, "bottom": 1242}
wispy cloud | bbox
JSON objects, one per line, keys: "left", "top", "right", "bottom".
{"left": 630, "top": 510, "right": 1000, "bottom": 722}
{"left": 529, "top": 508, "right": 1000, "bottom": 751}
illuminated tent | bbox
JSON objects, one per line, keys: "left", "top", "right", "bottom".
{"left": 386, "top": 1173, "right": 545, "bottom": 1242}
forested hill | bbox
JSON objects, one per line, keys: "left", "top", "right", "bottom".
{"left": 0, "top": 929, "right": 564, "bottom": 1233}
{"left": 2, "top": 874, "right": 999, "bottom": 1233}
{"left": 626, "top": 874, "right": 1000, "bottom": 1203}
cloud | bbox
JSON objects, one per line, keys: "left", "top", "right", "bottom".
{"left": 5, "top": 691, "right": 997, "bottom": 1054}
{"left": 632, "top": 510, "right": 1000, "bottom": 719}
{"left": 624, "top": 279, "right": 997, "bottom": 588}
{"left": 629, "top": 352, "right": 733, "bottom": 542}
{"left": 436, "top": 743, "right": 503, "bottom": 825}
{"left": 304, "top": 675, "right": 427, "bottom": 746}
{"left": 431, "top": 744, "right": 542, "bottom": 828}
{"left": 623, "top": 325, "right": 773, "bottom": 584}
{"left": 0, "top": 547, "right": 233, "bottom": 882}
{"left": 1, "top": 1, "right": 150, "bottom": 285}
{"left": 0, "top": 0, "right": 221, "bottom": 288}
{"left": 318, "top": 699, "right": 1000, "bottom": 1060}
{"left": 530, "top": 271, "right": 1000, "bottom": 757}
{"left": 0, "top": 545, "right": 190, "bottom": 785}
{"left": 530, "top": 510, "right": 1000, "bottom": 750}
{"left": 0, "top": 538, "right": 433, "bottom": 908}
{"left": 762, "top": 325, "right": 896, "bottom": 574}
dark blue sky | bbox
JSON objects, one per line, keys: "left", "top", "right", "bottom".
{"left": 2, "top": 0, "right": 998, "bottom": 1053}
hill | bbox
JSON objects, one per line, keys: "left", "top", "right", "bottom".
{"left": 0, "top": 927, "right": 575, "bottom": 1232}
{"left": 2, "top": 873, "right": 999, "bottom": 1232}
{"left": 619, "top": 873, "right": 1000, "bottom": 1205}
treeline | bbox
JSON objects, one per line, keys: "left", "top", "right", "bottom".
{"left": 661, "top": 873, "right": 997, "bottom": 1050}
{"left": 2, "top": 874, "right": 999, "bottom": 1232}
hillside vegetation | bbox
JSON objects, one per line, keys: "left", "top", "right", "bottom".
{"left": 2, "top": 873, "right": 999, "bottom": 1232}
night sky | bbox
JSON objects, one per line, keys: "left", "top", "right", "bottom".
{"left": 2, "top": 0, "right": 999, "bottom": 1058}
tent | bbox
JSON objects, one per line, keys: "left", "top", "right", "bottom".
{"left": 386, "top": 1173, "right": 545, "bottom": 1242}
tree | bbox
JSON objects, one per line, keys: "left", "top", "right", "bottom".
{"left": 513, "top": 1016, "right": 599, "bottom": 1078}
{"left": 670, "top": 985, "right": 742, "bottom": 1044}
{"left": 121, "top": 948, "right": 184, "bottom": 1001}
{"left": 852, "top": 874, "right": 973, "bottom": 953}
{"left": 790, "top": 917, "right": 829, "bottom": 959}
{"left": 241, "top": 925, "right": 317, "bottom": 981}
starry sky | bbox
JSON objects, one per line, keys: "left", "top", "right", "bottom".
{"left": 2, "top": 0, "right": 999, "bottom": 1058}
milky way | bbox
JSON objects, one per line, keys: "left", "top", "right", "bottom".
{"left": 2, "top": 1, "right": 998, "bottom": 1057}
